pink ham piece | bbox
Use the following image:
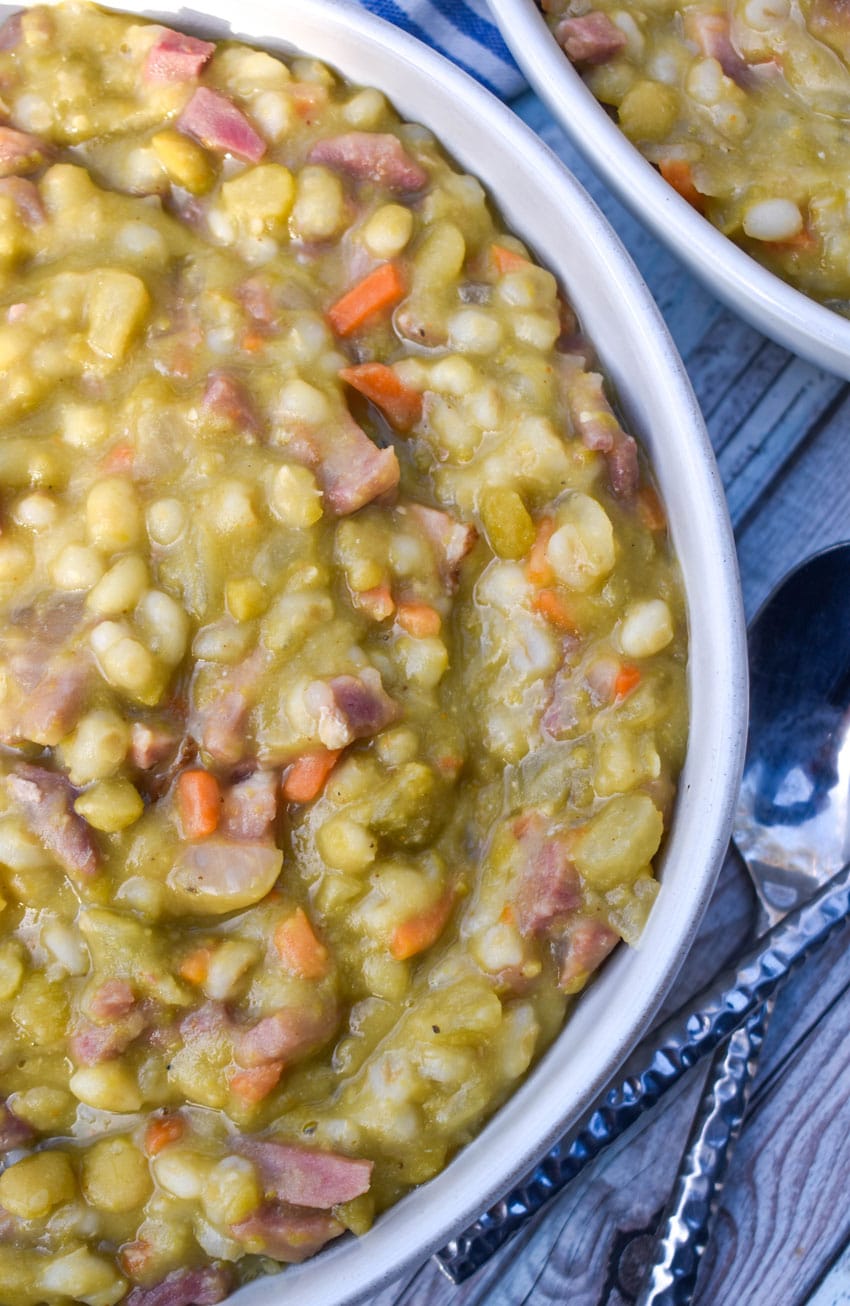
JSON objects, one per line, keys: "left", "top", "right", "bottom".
{"left": 88, "top": 978, "right": 135, "bottom": 1020}
{"left": 563, "top": 370, "right": 639, "bottom": 499}
{"left": 512, "top": 811, "right": 581, "bottom": 936}
{"left": 235, "top": 1138, "right": 373, "bottom": 1208}
{"left": 235, "top": 1002, "right": 337, "bottom": 1069}
{"left": 233, "top": 1202, "right": 344, "bottom": 1262}
{"left": 0, "top": 126, "right": 48, "bottom": 177}
{"left": 555, "top": 12, "right": 627, "bottom": 64}
{"left": 69, "top": 1011, "right": 146, "bottom": 1066}
{"left": 221, "top": 770, "right": 278, "bottom": 841}
{"left": 0, "top": 177, "right": 44, "bottom": 225}
{"left": 541, "top": 665, "right": 581, "bottom": 740}
{"left": 558, "top": 918, "right": 619, "bottom": 990}
{"left": 144, "top": 28, "right": 216, "bottom": 83}
{"left": 130, "top": 722, "right": 179, "bottom": 771}
{"left": 193, "top": 650, "right": 266, "bottom": 766}
{"left": 202, "top": 370, "right": 260, "bottom": 435}
{"left": 281, "top": 410, "right": 399, "bottom": 515}
{"left": 684, "top": 11, "right": 753, "bottom": 86}
{"left": 406, "top": 503, "right": 477, "bottom": 590}
{"left": 124, "top": 1265, "right": 232, "bottom": 1306}
{"left": 6, "top": 764, "right": 98, "bottom": 880}
{"left": 304, "top": 668, "right": 399, "bottom": 749}
{"left": 0, "top": 11, "right": 22, "bottom": 50}
{"left": 0, "top": 1101, "right": 33, "bottom": 1152}
{"left": 177, "top": 87, "right": 266, "bottom": 163}
{"left": 0, "top": 660, "right": 89, "bottom": 748}
{"left": 308, "top": 132, "right": 428, "bottom": 192}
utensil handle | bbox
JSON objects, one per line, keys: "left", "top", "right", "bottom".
{"left": 635, "top": 999, "right": 773, "bottom": 1306}
{"left": 434, "top": 859, "right": 850, "bottom": 1285}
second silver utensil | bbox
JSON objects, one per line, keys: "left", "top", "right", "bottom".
{"left": 640, "top": 541, "right": 850, "bottom": 1304}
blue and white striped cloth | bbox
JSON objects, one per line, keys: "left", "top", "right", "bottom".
{"left": 357, "top": 0, "right": 526, "bottom": 99}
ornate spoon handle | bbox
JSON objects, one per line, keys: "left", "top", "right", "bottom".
{"left": 635, "top": 1000, "right": 772, "bottom": 1305}
{"left": 435, "top": 859, "right": 850, "bottom": 1284}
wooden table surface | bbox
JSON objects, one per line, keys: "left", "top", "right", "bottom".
{"left": 376, "top": 89, "right": 850, "bottom": 1306}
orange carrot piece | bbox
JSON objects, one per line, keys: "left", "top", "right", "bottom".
{"left": 659, "top": 159, "right": 706, "bottom": 215}
{"left": 526, "top": 517, "right": 555, "bottom": 585}
{"left": 241, "top": 329, "right": 266, "bottom": 352}
{"left": 615, "top": 664, "right": 642, "bottom": 699}
{"left": 491, "top": 242, "right": 530, "bottom": 274}
{"left": 328, "top": 262, "right": 406, "bottom": 337}
{"left": 391, "top": 890, "right": 454, "bottom": 961}
{"left": 339, "top": 361, "right": 423, "bottom": 432}
{"left": 765, "top": 226, "right": 817, "bottom": 253}
{"left": 144, "top": 1114, "right": 186, "bottom": 1157}
{"left": 100, "top": 443, "right": 134, "bottom": 474}
{"left": 533, "top": 588, "right": 579, "bottom": 634}
{"left": 120, "top": 1240, "right": 154, "bottom": 1278}
{"left": 178, "top": 946, "right": 212, "bottom": 985}
{"left": 230, "top": 1061, "right": 284, "bottom": 1104}
{"left": 396, "top": 600, "right": 442, "bottom": 638}
{"left": 282, "top": 748, "right": 343, "bottom": 803}
{"left": 274, "top": 907, "right": 330, "bottom": 980}
{"left": 636, "top": 484, "right": 667, "bottom": 532}
{"left": 176, "top": 769, "right": 221, "bottom": 839}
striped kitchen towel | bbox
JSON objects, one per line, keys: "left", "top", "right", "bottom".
{"left": 356, "top": 0, "right": 525, "bottom": 99}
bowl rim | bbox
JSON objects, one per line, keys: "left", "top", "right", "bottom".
{"left": 18, "top": 1, "right": 747, "bottom": 1300}
{"left": 487, "top": 0, "right": 850, "bottom": 380}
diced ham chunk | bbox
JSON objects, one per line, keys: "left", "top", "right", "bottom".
{"left": 6, "top": 764, "right": 98, "bottom": 880}
{"left": 70, "top": 1011, "right": 146, "bottom": 1066}
{"left": 558, "top": 918, "right": 619, "bottom": 990}
{"left": 233, "top": 1202, "right": 344, "bottom": 1262}
{"left": 202, "top": 370, "right": 260, "bottom": 435}
{"left": 541, "top": 667, "right": 580, "bottom": 739}
{"left": 168, "top": 839, "right": 282, "bottom": 913}
{"left": 685, "top": 11, "right": 752, "bottom": 86}
{"left": 308, "top": 132, "right": 428, "bottom": 192}
{"left": 563, "top": 370, "right": 639, "bottom": 499}
{"left": 201, "top": 691, "right": 250, "bottom": 766}
{"left": 0, "top": 1101, "right": 33, "bottom": 1152}
{"left": 281, "top": 410, "right": 399, "bottom": 515}
{"left": 144, "top": 28, "right": 216, "bottom": 83}
{"left": 239, "top": 276, "right": 278, "bottom": 326}
{"left": 221, "top": 770, "right": 278, "bottom": 841}
{"left": 178, "top": 87, "right": 266, "bottom": 163}
{"left": 304, "top": 668, "right": 399, "bottom": 749}
{"left": 235, "top": 1002, "right": 337, "bottom": 1069}
{"left": 125, "top": 1265, "right": 232, "bottom": 1306}
{"left": 512, "top": 811, "right": 581, "bottom": 936}
{"left": 0, "top": 126, "right": 48, "bottom": 177}
{"left": 0, "top": 12, "right": 22, "bottom": 50}
{"left": 555, "top": 12, "right": 627, "bottom": 64}
{"left": 0, "top": 177, "right": 44, "bottom": 225}
{"left": 406, "top": 503, "right": 477, "bottom": 590}
{"left": 235, "top": 1138, "right": 373, "bottom": 1207}
{"left": 1, "top": 660, "right": 89, "bottom": 748}
{"left": 192, "top": 650, "right": 266, "bottom": 766}
{"left": 130, "top": 722, "right": 179, "bottom": 771}
{"left": 88, "top": 978, "right": 136, "bottom": 1020}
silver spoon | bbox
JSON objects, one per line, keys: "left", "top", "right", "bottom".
{"left": 639, "top": 540, "right": 850, "bottom": 1304}
{"left": 438, "top": 541, "right": 850, "bottom": 1284}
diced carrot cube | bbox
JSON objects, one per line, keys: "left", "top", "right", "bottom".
{"left": 274, "top": 907, "right": 329, "bottom": 980}
{"left": 282, "top": 749, "right": 342, "bottom": 803}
